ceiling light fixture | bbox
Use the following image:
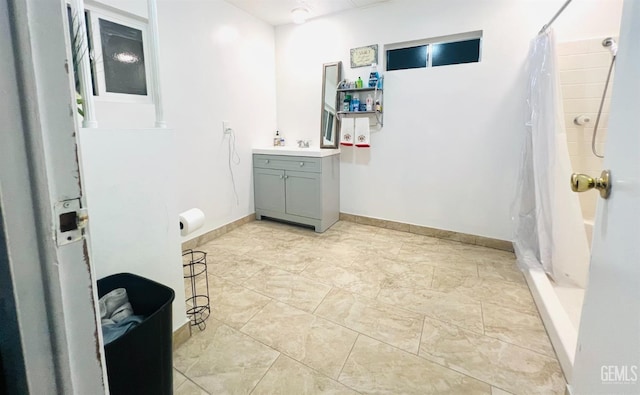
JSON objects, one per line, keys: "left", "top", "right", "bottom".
{"left": 291, "top": 7, "right": 309, "bottom": 24}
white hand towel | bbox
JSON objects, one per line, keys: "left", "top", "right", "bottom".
{"left": 355, "top": 117, "right": 370, "bottom": 148}
{"left": 340, "top": 118, "right": 355, "bottom": 146}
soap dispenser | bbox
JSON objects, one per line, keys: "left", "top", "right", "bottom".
{"left": 274, "top": 130, "right": 283, "bottom": 146}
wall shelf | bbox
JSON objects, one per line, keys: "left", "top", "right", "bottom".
{"left": 337, "top": 80, "right": 384, "bottom": 127}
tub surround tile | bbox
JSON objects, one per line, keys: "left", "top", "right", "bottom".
{"left": 241, "top": 301, "right": 358, "bottom": 379}
{"left": 315, "top": 288, "right": 424, "bottom": 353}
{"left": 182, "top": 324, "right": 279, "bottom": 395}
{"left": 339, "top": 335, "right": 491, "bottom": 394}
{"left": 243, "top": 266, "right": 331, "bottom": 312}
{"left": 252, "top": 355, "right": 359, "bottom": 395}
{"left": 207, "top": 275, "right": 272, "bottom": 329}
{"left": 482, "top": 303, "right": 556, "bottom": 358}
{"left": 419, "top": 317, "right": 566, "bottom": 395}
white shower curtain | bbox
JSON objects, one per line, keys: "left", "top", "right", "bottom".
{"left": 513, "top": 30, "right": 590, "bottom": 288}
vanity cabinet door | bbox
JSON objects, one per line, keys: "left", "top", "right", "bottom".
{"left": 254, "top": 168, "right": 285, "bottom": 213}
{"left": 285, "top": 170, "right": 321, "bottom": 219}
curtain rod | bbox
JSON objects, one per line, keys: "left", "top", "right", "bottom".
{"left": 539, "top": 0, "right": 573, "bottom": 35}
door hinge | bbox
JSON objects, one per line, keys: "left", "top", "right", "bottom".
{"left": 54, "top": 198, "right": 88, "bottom": 246}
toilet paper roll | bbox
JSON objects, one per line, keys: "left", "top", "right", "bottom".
{"left": 179, "top": 208, "right": 205, "bottom": 236}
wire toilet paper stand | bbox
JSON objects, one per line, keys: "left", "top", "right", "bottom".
{"left": 182, "top": 249, "right": 210, "bottom": 330}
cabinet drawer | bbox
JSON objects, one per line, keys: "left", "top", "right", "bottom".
{"left": 253, "top": 154, "right": 321, "bottom": 173}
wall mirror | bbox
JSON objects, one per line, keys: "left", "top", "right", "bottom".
{"left": 320, "top": 61, "right": 342, "bottom": 149}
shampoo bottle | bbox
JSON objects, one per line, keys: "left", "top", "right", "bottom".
{"left": 368, "top": 63, "right": 379, "bottom": 88}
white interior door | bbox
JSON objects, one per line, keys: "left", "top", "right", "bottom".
{"left": 572, "top": 1, "right": 640, "bottom": 393}
{"left": 0, "top": 0, "right": 106, "bottom": 393}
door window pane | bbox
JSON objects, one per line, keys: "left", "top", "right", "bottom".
{"left": 99, "top": 18, "right": 147, "bottom": 95}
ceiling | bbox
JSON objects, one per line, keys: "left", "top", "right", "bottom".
{"left": 224, "top": 0, "right": 390, "bottom": 26}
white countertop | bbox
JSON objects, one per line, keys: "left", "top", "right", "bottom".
{"left": 253, "top": 147, "right": 340, "bottom": 158}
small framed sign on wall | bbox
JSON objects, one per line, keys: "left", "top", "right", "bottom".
{"left": 350, "top": 44, "right": 378, "bottom": 68}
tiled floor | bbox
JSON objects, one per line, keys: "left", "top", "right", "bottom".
{"left": 174, "top": 220, "right": 566, "bottom": 395}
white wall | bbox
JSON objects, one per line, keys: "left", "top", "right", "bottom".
{"left": 274, "top": 0, "right": 622, "bottom": 241}
{"left": 157, "top": 0, "right": 277, "bottom": 240}
{"left": 78, "top": 0, "right": 278, "bottom": 330}
{"left": 88, "top": 0, "right": 278, "bottom": 239}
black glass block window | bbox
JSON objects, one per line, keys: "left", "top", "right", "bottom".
{"left": 386, "top": 45, "right": 428, "bottom": 71}
{"left": 99, "top": 18, "right": 147, "bottom": 95}
{"left": 431, "top": 39, "right": 481, "bottom": 67}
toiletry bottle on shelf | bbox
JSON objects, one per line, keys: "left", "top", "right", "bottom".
{"left": 343, "top": 95, "right": 351, "bottom": 112}
{"left": 368, "top": 63, "right": 379, "bottom": 88}
{"left": 351, "top": 94, "right": 360, "bottom": 112}
{"left": 366, "top": 94, "right": 373, "bottom": 112}
{"left": 375, "top": 100, "right": 381, "bottom": 112}
{"left": 279, "top": 131, "right": 285, "bottom": 146}
{"left": 274, "top": 130, "right": 281, "bottom": 146}
{"left": 356, "top": 77, "right": 363, "bottom": 89}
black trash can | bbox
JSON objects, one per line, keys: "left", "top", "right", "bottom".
{"left": 97, "top": 273, "right": 175, "bottom": 395}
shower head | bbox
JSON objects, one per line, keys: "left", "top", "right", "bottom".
{"left": 602, "top": 37, "right": 618, "bottom": 57}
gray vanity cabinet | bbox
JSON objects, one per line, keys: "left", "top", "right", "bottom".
{"left": 253, "top": 153, "right": 339, "bottom": 232}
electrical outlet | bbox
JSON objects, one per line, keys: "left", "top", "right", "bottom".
{"left": 222, "top": 121, "right": 231, "bottom": 135}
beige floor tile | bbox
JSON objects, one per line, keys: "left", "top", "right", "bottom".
{"left": 377, "top": 285, "right": 484, "bottom": 333}
{"left": 492, "top": 386, "right": 515, "bottom": 395}
{"left": 397, "top": 244, "right": 479, "bottom": 275}
{"left": 174, "top": 368, "right": 188, "bottom": 390}
{"left": 246, "top": 246, "right": 321, "bottom": 273}
{"left": 243, "top": 266, "right": 331, "bottom": 312}
{"left": 204, "top": 253, "right": 267, "bottom": 283}
{"left": 431, "top": 269, "right": 537, "bottom": 313}
{"left": 419, "top": 317, "right": 566, "bottom": 395}
{"left": 199, "top": 233, "right": 259, "bottom": 255}
{"left": 478, "top": 261, "right": 526, "bottom": 284}
{"left": 174, "top": 318, "right": 225, "bottom": 373}
{"left": 252, "top": 355, "right": 359, "bottom": 395}
{"left": 175, "top": 220, "right": 562, "bottom": 395}
{"left": 301, "top": 259, "right": 390, "bottom": 298}
{"left": 315, "top": 288, "right": 424, "bottom": 353}
{"left": 207, "top": 275, "right": 271, "bottom": 329}
{"left": 339, "top": 335, "right": 491, "bottom": 394}
{"left": 175, "top": 379, "right": 209, "bottom": 395}
{"left": 184, "top": 324, "right": 279, "bottom": 395}
{"left": 482, "top": 303, "right": 556, "bottom": 357}
{"left": 241, "top": 301, "right": 358, "bottom": 379}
